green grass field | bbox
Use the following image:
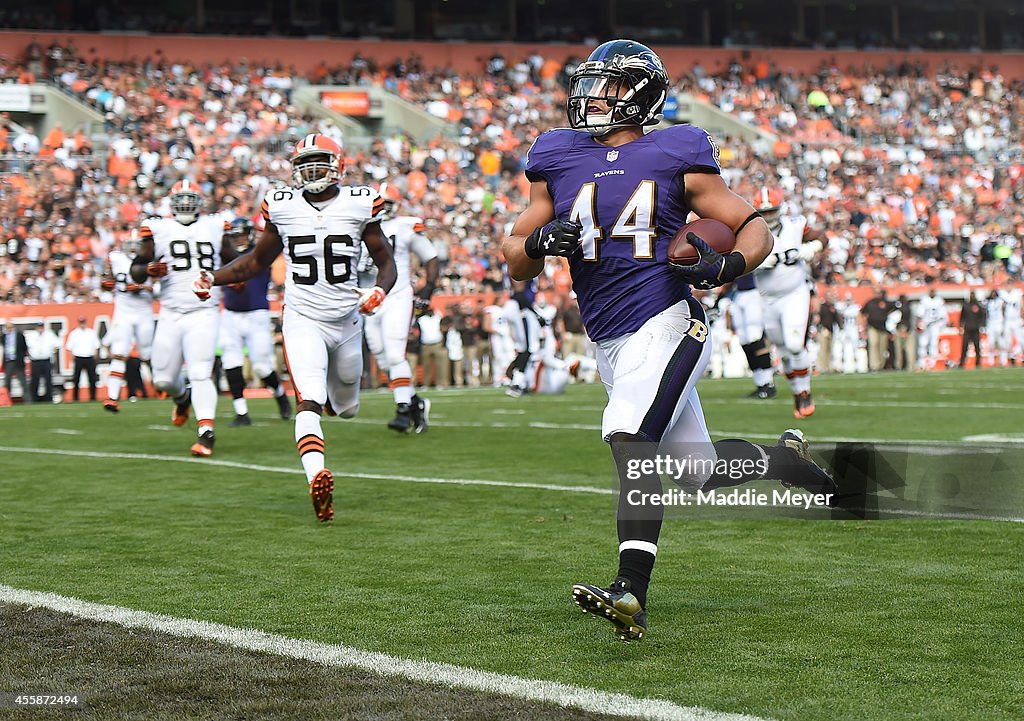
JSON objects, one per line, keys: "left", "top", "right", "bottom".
{"left": 1, "top": 370, "right": 1023, "bottom": 720}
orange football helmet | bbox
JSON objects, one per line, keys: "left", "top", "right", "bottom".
{"left": 291, "top": 134, "right": 343, "bottom": 194}
{"left": 378, "top": 182, "right": 402, "bottom": 219}
{"left": 170, "top": 179, "right": 204, "bottom": 225}
{"left": 755, "top": 186, "right": 783, "bottom": 232}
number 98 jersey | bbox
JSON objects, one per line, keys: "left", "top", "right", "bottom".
{"left": 754, "top": 214, "right": 810, "bottom": 298}
{"left": 141, "top": 215, "right": 227, "bottom": 312}
{"left": 262, "top": 185, "right": 384, "bottom": 322}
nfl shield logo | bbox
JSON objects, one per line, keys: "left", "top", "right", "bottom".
{"left": 606, "top": 150, "right": 619, "bottom": 162}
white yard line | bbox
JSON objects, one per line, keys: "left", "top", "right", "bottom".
{"left": 0, "top": 446, "right": 614, "bottom": 496}
{"left": 0, "top": 585, "right": 770, "bottom": 721}
{"left": 1, "top": 445, "right": 1020, "bottom": 522}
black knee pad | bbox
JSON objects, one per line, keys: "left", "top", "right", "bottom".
{"left": 225, "top": 366, "right": 246, "bottom": 400}
{"left": 742, "top": 336, "right": 773, "bottom": 371}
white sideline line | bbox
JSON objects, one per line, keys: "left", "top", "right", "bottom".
{"left": 0, "top": 585, "right": 769, "bottom": 721}
{"left": 2, "top": 446, "right": 1021, "bottom": 523}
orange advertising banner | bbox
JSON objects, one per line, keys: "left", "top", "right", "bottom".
{"left": 320, "top": 90, "right": 371, "bottom": 116}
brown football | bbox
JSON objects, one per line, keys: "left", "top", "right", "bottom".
{"left": 667, "top": 218, "right": 737, "bottom": 265}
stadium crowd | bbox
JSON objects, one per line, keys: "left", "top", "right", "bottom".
{"left": 1, "top": 38, "right": 1023, "bottom": 378}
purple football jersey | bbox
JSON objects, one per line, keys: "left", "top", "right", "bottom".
{"left": 525, "top": 124, "right": 721, "bottom": 342}
{"left": 223, "top": 268, "right": 271, "bottom": 312}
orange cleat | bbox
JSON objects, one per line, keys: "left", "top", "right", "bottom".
{"left": 103, "top": 399, "right": 120, "bottom": 413}
{"left": 171, "top": 390, "right": 192, "bottom": 427}
{"left": 310, "top": 469, "right": 334, "bottom": 522}
{"left": 190, "top": 430, "right": 215, "bottom": 457}
{"left": 793, "top": 391, "right": 815, "bottom": 419}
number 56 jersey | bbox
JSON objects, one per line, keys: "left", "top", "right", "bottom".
{"left": 141, "top": 215, "right": 226, "bottom": 312}
{"left": 262, "top": 186, "right": 384, "bottom": 322}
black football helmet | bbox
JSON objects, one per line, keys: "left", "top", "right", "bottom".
{"left": 225, "top": 216, "right": 255, "bottom": 252}
{"left": 567, "top": 39, "right": 670, "bottom": 136}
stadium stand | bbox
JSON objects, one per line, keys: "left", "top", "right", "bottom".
{"left": 1, "top": 33, "right": 1022, "bottom": 385}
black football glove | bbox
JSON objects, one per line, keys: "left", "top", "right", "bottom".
{"left": 669, "top": 232, "right": 747, "bottom": 290}
{"left": 524, "top": 219, "right": 582, "bottom": 259}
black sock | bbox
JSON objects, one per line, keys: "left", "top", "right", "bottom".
{"left": 225, "top": 366, "right": 246, "bottom": 401}
{"left": 261, "top": 371, "right": 282, "bottom": 395}
{"left": 615, "top": 549, "right": 654, "bottom": 608}
{"left": 703, "top": 439, "right": 771, "bottom": 489}
{"left": 610, "top": 433, "right": 662, "bottom": 609}
{"left": 703, "top": 439, "right": 804, "bottom": 489}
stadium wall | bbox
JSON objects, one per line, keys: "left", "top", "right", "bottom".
{"left": 3, "top": 31, "right": 1024, "bottom": 78}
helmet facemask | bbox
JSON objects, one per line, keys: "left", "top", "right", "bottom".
{"left": 761, "top": 207, "right": 782, "bottom": 235}
{"left": 567, "top": 54, "right": 668, "bottom": 136}
{"left": 170, "top": 190, "right": 203, "bottom": 225}
{"left": 292, "top": 152, "right": 340, "bottom": 194}
{"left": 226, "top": 220, "right": 255, "bottom": 253}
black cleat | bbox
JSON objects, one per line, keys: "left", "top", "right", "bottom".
{"left": 571, "top": 577, "right": 648, "bottom": 641}
{"left": 230, "top": 413, "right": 252, "bottom": 427}
{"left": 748, "top": 384, "right": 777, "bottom": 399}
{"left": 388, "top": 403, "right": 413, "bottom": 433}
{"left": 411, "top": 395, "right": 431, "bottom": 434}
{"left": 276, "top": 392, "right": 293, "bottom": 420}
{"left": 777, "top": 429, "right": 837, "bottom": 498}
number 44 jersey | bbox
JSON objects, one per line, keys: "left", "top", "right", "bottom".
{"left": 141, "top": 215, "right": 227, "bottom": 312}
{"left": 524, "top": 125, "right": 720, "bottom": 343}
{"left": 262, "top": 186, "right": 384, "bottom": 322}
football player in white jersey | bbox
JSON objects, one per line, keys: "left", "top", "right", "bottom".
{"left": 715, "top": 190, "right": 784, "bottom": 399}
{"left": 357, "top": 182, "right": 439, "bottom": 433}
{"left": 916, "top": 288, "right": 947, "bottom": 370}
{"left": 191, "top": 134, "right": 397, "bottom": 523}
{"left": 998, "top": 285, "right": 1024, "bottom": 365}
{"left": 754, "top": 201, "right": 823, "bottom": 418}
{"left": 483, "top": 292, "right": 515, "bottom": 386}
{"left": 984, "top": 290, "right": 1006, "bottom": 367}
{"left": 522, "top": 315, "right": 597, "bottom": 394}
{"left": 101, "top": 231, "right": 155, "bottom": 413}
{"left": 130, "top": 179, "right": 236, "bottom": 456}
{"left": 837, "top": 293, "right": 862, "bottom": 373}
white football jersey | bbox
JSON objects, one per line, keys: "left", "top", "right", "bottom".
{"left": 484, "top": 304, "right": 511, "bottom": 338}
{"left": 999, "top": 288, "right": 1023, "bottom": 326}
{"left": 755, "top": 215, "right": 812, "bottom": 297}
{"left": 263, "top": 185, "right": 382, "bottom": 322}
{"left": 839, "top": 301, "right": 860, "bottom": 329}
{"left": 918, "top": 295, "right": 947, "bottom": 326}
{"left": 108, "top": 249, "right": 154, "bottom": 314}
{"left": 141, "top": 215, "right": 226, "bottom": 312}
{"left": 985, "top": 295, "right": 1005, "bottom": 329}
{"left": 357, "top": 216, "right": 436, "bottom": 290}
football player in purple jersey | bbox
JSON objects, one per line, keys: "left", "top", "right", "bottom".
{"left": 502, "top": 39, "right": 837, "bottom": 641}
